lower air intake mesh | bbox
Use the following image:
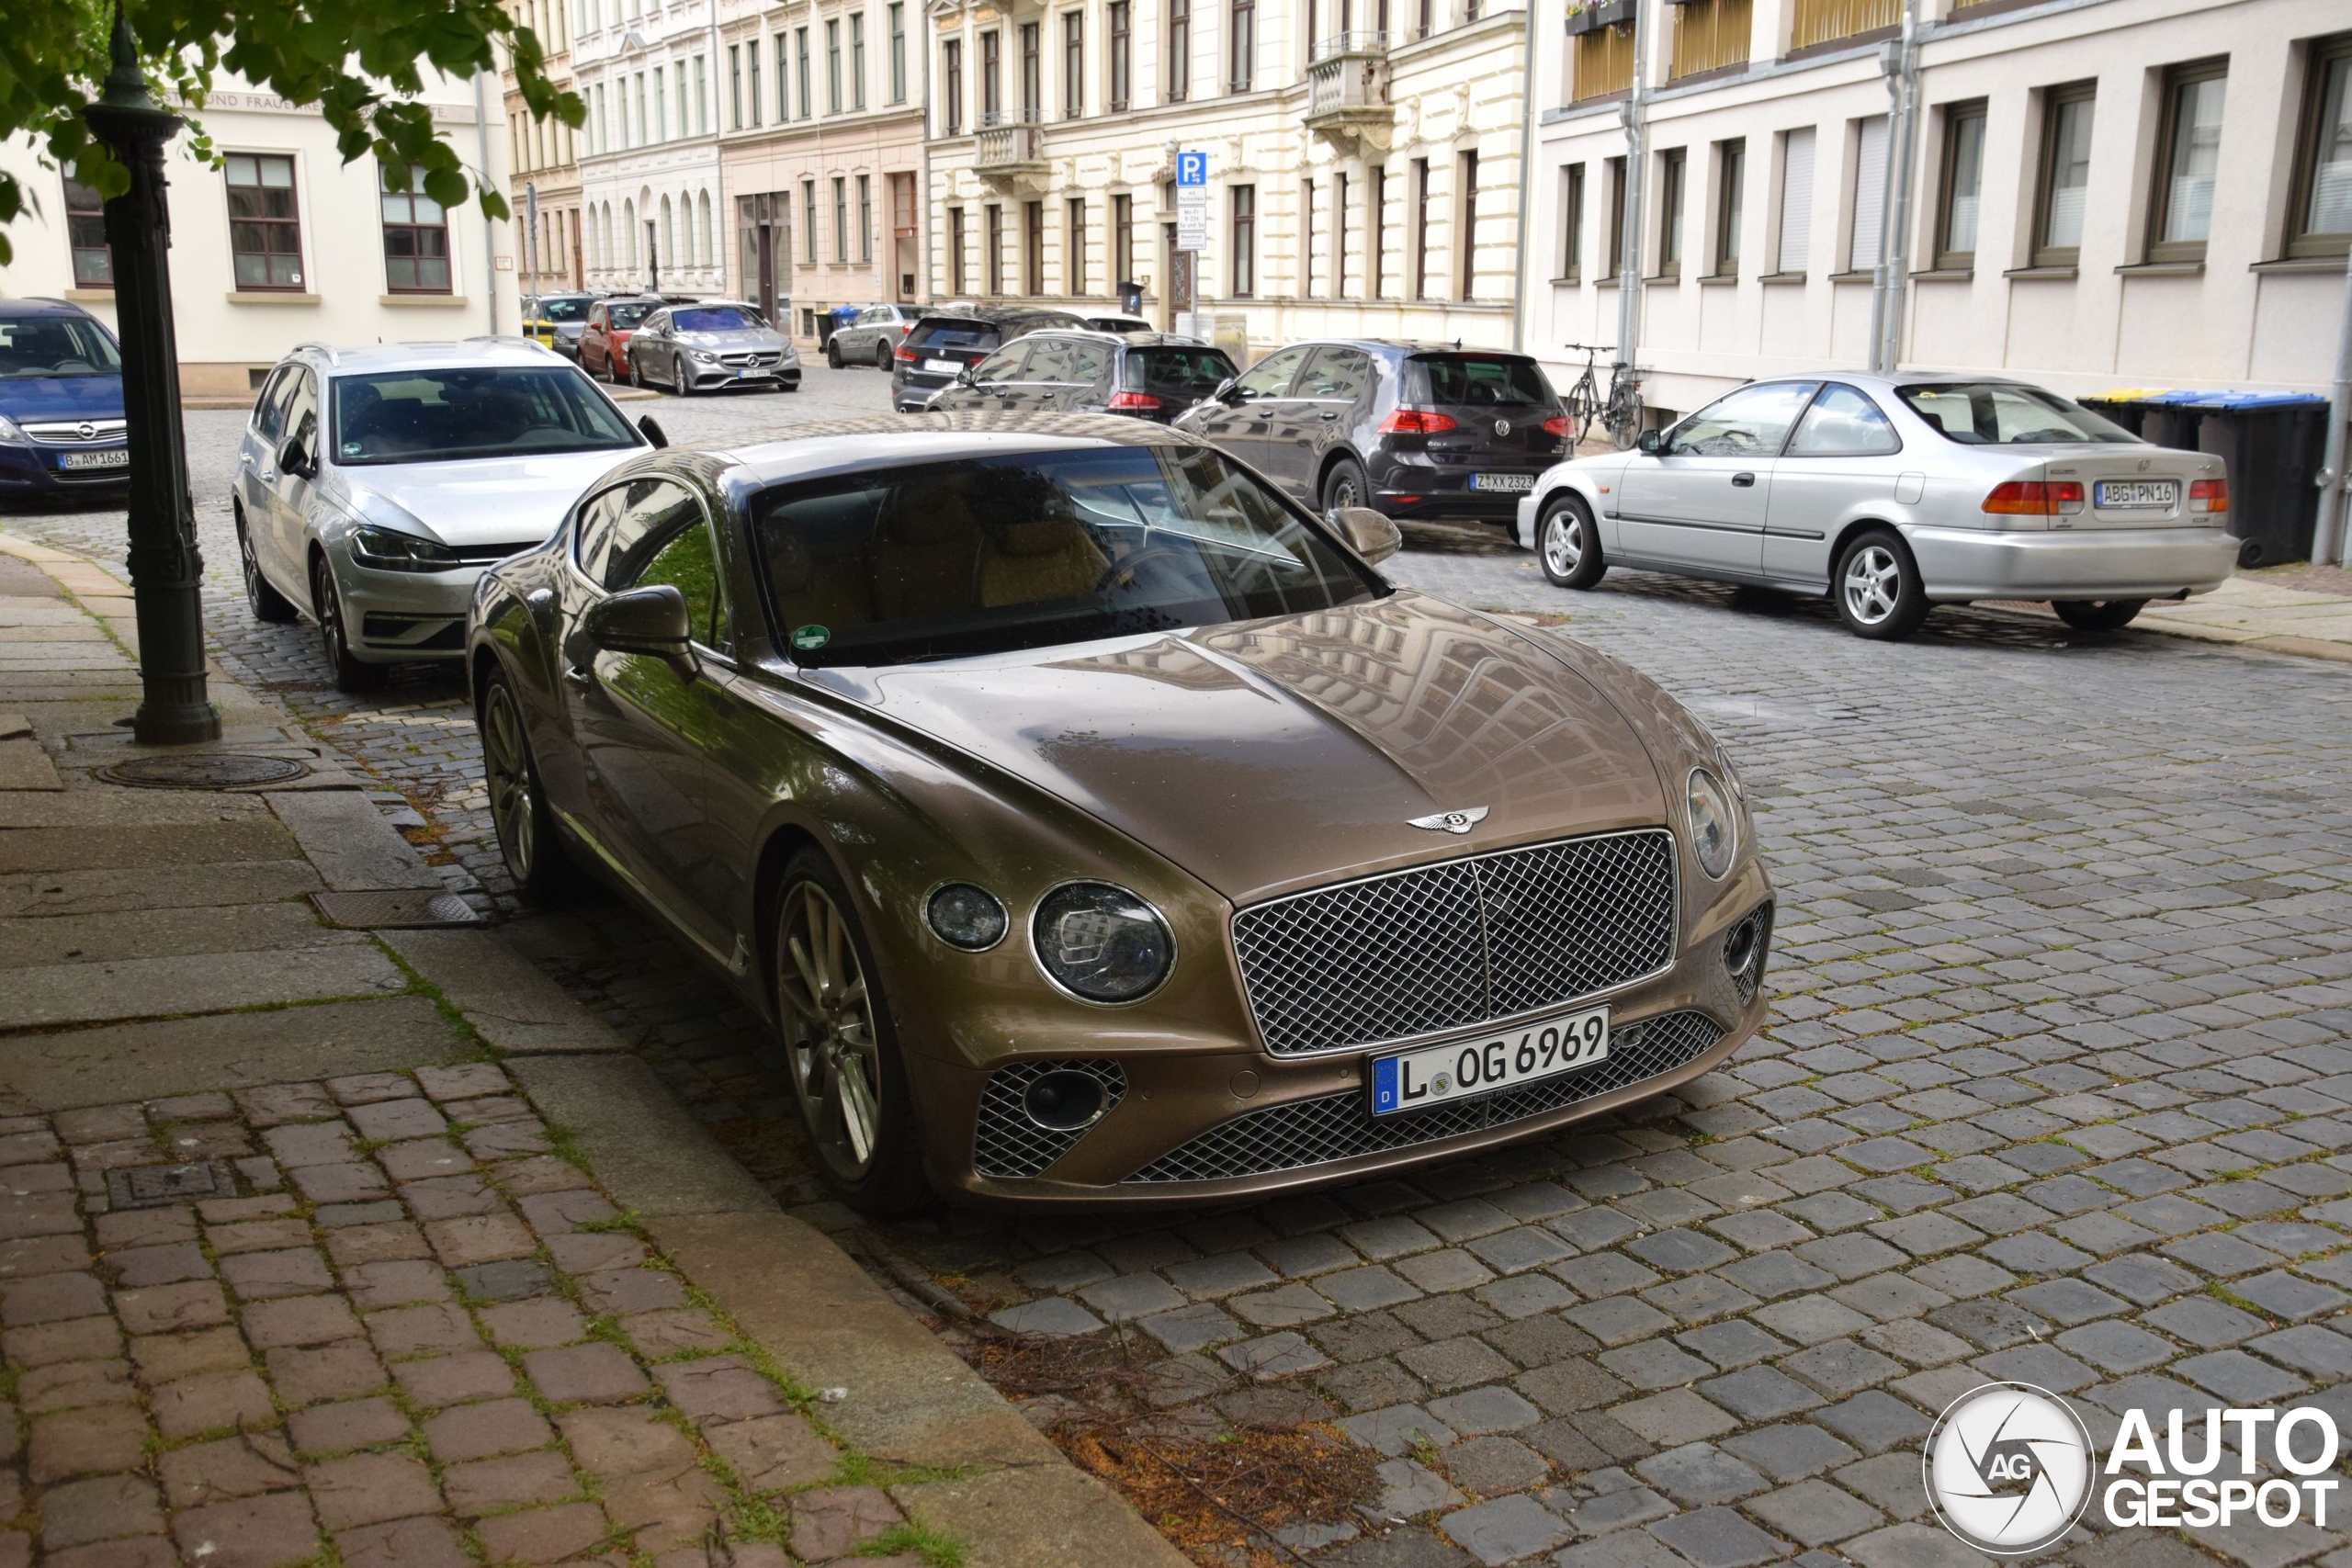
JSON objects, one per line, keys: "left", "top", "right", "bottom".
{"left": 1121, "top": 1010, "right": 1723, "bottom": 1185}
{"left": 973, "top": 1059, "right": 1128, "bottom": 1179}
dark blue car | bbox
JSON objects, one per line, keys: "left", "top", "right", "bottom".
{"left": 0, "top": 299, "right": 130, "bottom": 499}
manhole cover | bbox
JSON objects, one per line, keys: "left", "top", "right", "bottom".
{"left": 97, "top": 754, "right": 311, "bottom": 789}
{"left": 106, "top": 1160, "right": 236, "bottom": 1209}
{"left": 311, "top": 890, "right": 484, "bottom": 930}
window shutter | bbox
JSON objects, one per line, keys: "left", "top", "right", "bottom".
{"left": 1849, "top": 115, "right": 1888, "bottom": 273}
{"left": 1777, "top": 127, "right": 1815, "bottom": 273}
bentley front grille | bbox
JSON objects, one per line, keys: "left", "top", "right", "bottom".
{"left": 1122, "top": 1010, "right": 1723, "bottom": 1185}
{"left": 1230, "top": 829, "right": 1678, "bottom": 1058}
{"left": 973, "top": 1059, "right": 1128, "bottom": 1179}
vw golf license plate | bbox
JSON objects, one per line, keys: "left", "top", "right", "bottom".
{"left": 923, "top": 357, "right": 962, "bottom": 374}
{"left": 61, "top": 450, "right": 129, "bottom": 470}
{"left": 2093, "top": 479, "right": 2177, "bottom": 510}
{"left": 1471, "top": 473, "right": 1534, "bottom": 493}
{"left": 1369, "top": 1006, "right": 1609, "bottom": 1117}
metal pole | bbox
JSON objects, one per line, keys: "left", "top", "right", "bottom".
{"left": 1613, "top": 1, "right": 1648, "bottom": 376}
{"left": 1868, "top": 0, "right": 1920, "bottom": 375}
{"left": 2312, "top": 248, "right": 2352, "bottom": 568}
{"left": 84, "top": 7, "right": 219, "bottom": 746}
{"left": 526, "top": 181, "right": 541, "bottom": 294}
{"left": 475, "top": 70, "right": 501, "bottom": 333}
{"left": 1510, "top": 0, "right": 1539, "bottom": 355}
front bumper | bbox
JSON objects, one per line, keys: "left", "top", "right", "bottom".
{"left": 331, "top": 547, "right": 489, "bottom": 662}
{"left": 909, "top": 864, "right": 1772, "bottom": 1207}
{"left": 681, "top": 356, "right": 799, "bottom": 391}
{"left": 1907, "top": 524, "right": 2239, "bottom": 602}
{"left": 0, "top": 441, "right": 131, "bottom": 495}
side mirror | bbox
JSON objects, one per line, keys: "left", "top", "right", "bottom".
{"left": 1216, "top": 378, "right": 1246, "bottom": 405}
{"left": 956, "top": 367, "right": 976, "bottom": 388}
{"left": 638, "top": 415, "right": 668, "bottom": 449}
{"left": 1636, "top": 429, "right": 1664, "bottom": 456}
{"left": 583, "top": 584, "right": 694, "bottom": 671}
{"left": 278, "top": 435, "right": 315, "bottom": 479}
{"left": 1329, "top": 505, "right": 1402, "bottom": 567}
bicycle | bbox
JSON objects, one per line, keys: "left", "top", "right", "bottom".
{"left": 1560, "top": 343, "right": 1611, "bottom": 447}
{"left": 1602, "top": 362, "right": 1644, "bottom": 451}
{"left": 1561, "top": 344, "right": 1646, "bottom": 451}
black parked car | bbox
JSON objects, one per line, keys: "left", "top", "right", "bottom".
{"left": 890, "top": 308, "right": 1087, "bottom": 412}
{"left": 926, "top": 332, "right": 1239, "bottom": 424}
{"left": 1174, "top": 341, "right": 1570, "bottom": 522}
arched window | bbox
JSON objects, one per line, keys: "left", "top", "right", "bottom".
{"left": 661, "top": 195, "right": 675, "bottom": 270}
{"left": 624, "top": 198, "right": 639, "bottom": 266}
{"left": 697, "top": 191, "right": 714, "bottom": 270}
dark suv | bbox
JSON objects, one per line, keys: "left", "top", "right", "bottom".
{"left": 890, "top": 308, "right": 1087, "bottom": 412}
{"left": 1173, "top": 340, "right": 1569, "bottom": 521}
{"left": 925, "top": 332, "right": 1238, "bottom": 423}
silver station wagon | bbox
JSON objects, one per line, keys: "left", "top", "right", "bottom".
{"left": 1516, "top": 372, "right": 2238, "bottom": 640}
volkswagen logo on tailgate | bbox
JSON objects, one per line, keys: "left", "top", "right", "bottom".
{"left": 1494, "top": 419, "right": 1511, "bottom": 436}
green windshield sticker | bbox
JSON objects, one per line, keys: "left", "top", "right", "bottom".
{"left": 791, "top": 625, "right": 831, "bottom": 651}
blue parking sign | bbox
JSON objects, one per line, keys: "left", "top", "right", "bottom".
{"left": 1175, "top": 151, "right": 1208, "bottom": 187}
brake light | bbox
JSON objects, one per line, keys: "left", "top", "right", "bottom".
{"left": 1983, "top": 480, "right": 2086, "bottom": 515}
{"left": 895, "top": 342, "right": 918, "bottom": 362}
{"left": 1542, "top": 415, "right": 1572, "bottom": 438}
{"left": 1379, "top": 409, "right": 1458, "bottom": 434}
{"left": 1106, "top": 389, "right": 1162, "bottom": 412}
{"left": 2189, "top": 477, "right": 2228, "bottom": 514}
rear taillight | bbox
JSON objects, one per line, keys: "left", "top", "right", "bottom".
{"left": 1983, "top": 480, "right": 2086, "bottom": 515}
{"left": 1542, "top": 416, "right": 1572, "bottom": 438}
{"left": 2189, "top": 477, "right": 2228, "bottom": 514}
{"left": 1378, "top": 408, "right": 1458, "bottom": 434}
{"left": 1106, "top": 389, "right": 1162, "bottom": 412}
{"left": 895, "top": 343, "right": 917, "bottom": 362}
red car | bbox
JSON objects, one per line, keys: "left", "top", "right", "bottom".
{"left": 580, "top": 296, "right": 659, "bottom": 381}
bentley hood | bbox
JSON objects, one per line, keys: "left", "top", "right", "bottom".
{"left": 328, "top": 448, "right": 639, "bottom": 548}
{"left": 818, "top": 592, "right": 1671, "bottom": 904}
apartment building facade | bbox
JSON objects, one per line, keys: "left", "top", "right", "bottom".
{"left": 506, "top": 0, "right": 587, "bottom": 294}
{"left": 573, "top": 0, "right": 733, "bottom": 299}
{"left": 0, "top": 72, "right": 520, "bottom": 400}
{"left": 1521, "top": 0, "right": 2352, "bottom": 423}
{"left": 923, "top": 0, "right": 1532, "bottom": 358}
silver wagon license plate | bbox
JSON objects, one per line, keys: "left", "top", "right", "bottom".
{"left": 1369, "top": 1006, "right": 1610, "bottom": 1117}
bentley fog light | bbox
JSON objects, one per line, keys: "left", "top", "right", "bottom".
{"left": 925, "top": 884, "right": 1008, "bottom": 951}
{"left": 1033, "top": 883, "right": 1174, "bottom": 1003}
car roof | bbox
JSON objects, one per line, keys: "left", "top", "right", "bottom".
{"left": 705, "top": 411, "right": 1188, "bottom": 491}
{"left": 1033, "top": 330, "right": 1225, "bottom": 351}
{"left": 0, "top": 297, "right": 102, "bottom": 321}
{"left": 913, "top": 308, "right": 1084, "bottom": 328}
{"left": 289, "top": 337, "right": 573, "bottom": 377}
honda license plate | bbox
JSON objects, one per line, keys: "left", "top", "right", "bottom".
{"left": 2093, "top": 479, "right": 2177, "bottom": 510}
{"left": 61, "top": 450, "right": 130, "bottom": 470}
{"left": 1470, "top": 473, "right": 1534, "bottom": 493}
{"left": 1368, "top": 1006, "right": 1609, "bottom": 1118}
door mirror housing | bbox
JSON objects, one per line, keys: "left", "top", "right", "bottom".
{"left": 278, "top": 435, "right": 316, "bottom": 479}
{"left": 638, "top": 415, "right": 668, "bottom": 449}
{"left": 584, "top": 584, "right": 695, "bottom": 671}
{"left": 1329, "top": 505, "right": 1402, "bottom": 567}
{"left": 956, "top": 367, "right": 976, "bottom": 388}
{"left": 1215, "top": 378, "right": 1246, "bottom": 405}
{"left": 1636, "top": 429, "right": 1664, "bottom": 456}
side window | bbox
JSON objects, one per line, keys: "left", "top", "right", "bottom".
{"left": 1297, "top": 346, "right": 1371, "bottom": 400}
{"left": 571, "top": 485, "right": 632, "bottom": 581}
{"left": 1064, "top": 342, "right": 1111, "bottom": 384}
{"left": 592, "top": 479, "right": 705, "bottom": 590}
{"left": 588, "top": 304, "right": 605, "bottom": 330}
{"left": 1785, "top": 385, "right": 1902, "bottom": 457}
{"left": 1024, "top": 339, "right": 1078, "bottom": 381}
{"left": 629, "top": 514, "right": 731, "bottom": 652}
{"left": 1234, "top": 344, "right": 1309, "bottom": 400}
{"left": 252, "top": 366, "right": 297, "bottom": 441}
{"left": 643, "top": 310, "right": 670, "bottom": 334}
{"left": 971, "top": 344, "right": 1032, "bottom": 384}
{"left": 281, "top": 371, "right": 320, "bottom": 457}
{"left": 1668, "top": 380, "right": 1819, "bottom": 457}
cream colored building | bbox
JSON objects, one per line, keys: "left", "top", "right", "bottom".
{"left": 922, "top": 0, "right": 1532, "bottom": 358}
{"left": 573, "top": 0, "right": 732, "bottom": 298}
{"left": 0, "top": 73, "right": 522, "bottom": 399}
{"left": 507, "top": 0, "right": 587, "bottom": 292}
{"left": 1521, "top": 0, "right": 2352, "bottom": 423}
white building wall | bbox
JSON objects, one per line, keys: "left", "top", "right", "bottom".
{"left": 574, "top": 0, "right": 731, "bottom": 297}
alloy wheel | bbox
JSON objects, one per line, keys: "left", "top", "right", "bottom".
{"left": 779, "top": 881, "right": 884, "bottom": 1180}
{"left": 1840, "top": 544, "right": 1902, "bottom": 627}
{"left": 1543, "top": 511, "right": 1583, "bottom": 578}
{"left": 481, "top": 681, "right": 536, "bottom": 885}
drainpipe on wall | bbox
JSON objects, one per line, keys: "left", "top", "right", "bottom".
{"left": 2314, "top": 249, "right": 2352, "bottom": 567}
{"left": 922, "top": 12, "right": 936, "bottom": 304}
{"left": 475, "top": 70, "right": 501, "bottom": 333}
{"left": 709, "top": 0, "right": 726, "bottom": 293}
{"left": 1866, "top": 0, "right": 1919, "bottom": 375}
{"left": 1510, "top": 0, "right": 1540, "bottom": 355}
{"left": 1613, "top": 0, "right": 1649, "bottom": 377}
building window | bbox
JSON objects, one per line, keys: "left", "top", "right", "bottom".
{"left": 852, "top": 15, "right": 866, "bottom": 108}
{"left": 1021, "top": 22, "right": 1042, "bottom": 120}
{"left": 1068, "top": 197, "right": 1088, "bottom": 292}
{"left": 826, "top": 20, "right": 842, "bottom": 113}
{"left": 950, "top": 206, "right": 968, "bottom": 293}
{"left": 797, "top": 28, "right": 812, "bottom": 119}
{"left": 1417, "top": 0, "right": 1432, "bottom": 40}
{"left": 944, "top": 39, "right": 964, "bottom": 132}
{"left": 889, "top": 5, "right": 908, "bottom": 103}
{"left": 1229, "top": 0, "right": 1255, "bottom": 92}
{"left": 1457, "top": 150, "right": 1479, "bottom": 298}
{"left": 1302, "top": 178, "right": 1317, "bottom": 298}
{"left": 656, "top": 67, "right": 668, "bottom": 140}
{"left": 1605, "top": 154, "right": 1628, "bottom": 277}
{"left": 2289, "top": 34, "right": 2351, "bottom": 258}
{"left": 379, "top": 163, "right": 451, "bottom": 293}
{"left": 2030, "top": 85, "right": 2094, "bottom": 266}
{"left": 729, "top": 45, "right": 743, "bottom": 128}
{"left": 1849, "top": 114, "right": 1888, "bottom": 274}
{"left": 1656, "top": 147, "right": 1684, "bottom": 278}
{"left": 1776, "top": 127, "right": 1814, "bottom": 273}
{"left": 64, "top": 176, "right": 109, "bottom": 288}
{"left": 1713, "top": 140, "right": 1743, "bottom": 276}
{"left": 1024, "top": 199, "right": 1045, "bottom": 292}
{"left": 982, "top": 30, "right": 1002, "bottom": 119}
{"left": 1411, "top": 156, "right": 1430, "bottom": 299}
{"left": 1230, "top": 184, "right": 1256, "bottom": 295}
{"left": 1109, "top": 3, "right": 1132, "bottom": 111}
{"left": 697, "top": 54, "right": 711, "bottom": 133}
{"left": 1668, "top": 0, "right": 1751, "bottom": 81}
{"left": 1169, "top": 0, "right": 1191, "bottom": 101}
{"left": 804, "top": 181, "right": 819, "bottom": 264}
{"left": 1064, "top": 12, "right": 1083, "bottom": 118}
{"left": 227, "top": 152, "right": 304, "bottom": 291}
{"left": 987, "top": 204, "right": 1005, "bottom": 294}
{"left": 1371, "top": 164, "right": 1387, "bottom": 296}
{"left": 833, "top": 177, "right": 848, "bottom": 262}
{"left": 2149, "top": 60, "right": 2226, "bottom": 263}
{"left": 1113, "top": 192, "right": 1134, "bottom": 286}
{"left": 1335, "top": 171, "right": 1351, "bottom": 296}
{"left": 1933, "top": 101, "right": 1984, "bottom": 270}
{"left": 1559, "top": 163, "right": 1584, "bottom": 281}
{"left": 776, "top": 35, "right": 790, "bottom": 119}
{"left": 858, "top": 175, "right": 873, "bottom": 262}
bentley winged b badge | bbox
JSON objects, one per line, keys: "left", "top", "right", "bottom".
{"left": 1408, "top": 806, "right": 1490, "bottom": 835}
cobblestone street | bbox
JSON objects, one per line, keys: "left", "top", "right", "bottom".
{"left": 10, "top": 381, "right": 2352, "bottom": 1568}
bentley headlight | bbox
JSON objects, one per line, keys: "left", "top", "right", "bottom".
{"left": 1033, "top": 883, "right": 1174, "bottom": 1004}
{"left": 925, "top": 884, "right": 1007, "bottom": 951}
{"left": 349, "top": 525, "right": 463, "bottom": 572}
{"left": 1687, "top": 767, "right": 1736, "bottom": 880}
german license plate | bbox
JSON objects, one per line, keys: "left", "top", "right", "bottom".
{"left": 1368, "top": 1006, "right": 1610, "bottom": 1117}
{"left": 1471, "top": 473, "right": 1534, "bottom": 492}
{"left": 61, "top": 450, "right": 129, "bottom": 470}
{"left": 2094, "top": 479, "right": 2177, "bottom": 510}
{"left": 923, "top": 358, "right": 961, "bottom": 374}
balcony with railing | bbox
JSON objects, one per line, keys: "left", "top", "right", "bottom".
{"left": 1305, "top": 33, "right": 1392, "bottom": 146}
{"left": 1569, "top": 23, "right": 1634, "bottom": 101}
{"left": 1668, "top": 0, "right": 1751, "bottom": 78}
{"left": 975, "top": 120, "right": 1048, "bottom": 189}
{"left": 1788, "top": 0, "right": 1896, "bottom": 51}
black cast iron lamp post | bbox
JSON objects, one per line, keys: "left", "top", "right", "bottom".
{"left": 84, "top": 8, "right": 220, "bottom": 745}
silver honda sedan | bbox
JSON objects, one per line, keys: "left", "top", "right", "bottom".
{"left": 624, "top": 300, "right": 800, "bottom": 395}
{"left": 1515, "top": 373, "right": 2236, "bottom": 640}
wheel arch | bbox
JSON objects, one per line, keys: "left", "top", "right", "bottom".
{"left": 749, "top": 821, "right": 829, "bottom": 1017}
{"left": 1827, "top": 516, "right": 1911, "bottom": 572}
{"left": 1314, "top": 445, "right": 1371, "bottom": 497}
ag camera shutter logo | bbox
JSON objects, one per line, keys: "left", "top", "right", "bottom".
{"left": 1922, "top": 1382, "right": 2096, "bottom": 1556}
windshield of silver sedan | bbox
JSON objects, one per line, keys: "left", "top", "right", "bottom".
{"left": 1897, "top": 382, "right": 2137, "bottom": 445}
{"left": 330, "top": 367, "right": 641, "bottom": 466}
{"left": 751, "top": 446, "right": 1385, "bottom": 666}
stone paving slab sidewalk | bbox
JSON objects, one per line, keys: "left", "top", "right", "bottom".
{"left": 0, "top": 533, "right": 1186, "bottom": 1568}
{"left": 1991, "top": 562, "right": 2352, "bottom": 663}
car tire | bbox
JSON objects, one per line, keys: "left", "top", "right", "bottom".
{"left": 1321, "top": 456, "right": 1373, "bottom": 514}
{"left": 480, "top": 664, "right": 582, "bottom": 905}
{"left": 876, "top": 342, "right": 894, "bottom": 370}
{"left": 1537, "top": 493, "right": 1607, "bottom": 590}
{"left": 2052, "top": 599, "right": 2146, "bottom": 632}
{"left": 826, "top": 338, "right": 843, "bottom": 369}
{"left": 237, "top": 505, "right": 298, "bottom": 624}
{"left": 311, "top": 553, "right": 386, "bottom": 692}
{"left": 628, "top": 357, "right": 644, "bottom": 391}
{"left": 771, "top": 847, "right": 931, "bottom": 1216}
{"left": 1833, "top": 528, "right": 1930, "bottom": 641}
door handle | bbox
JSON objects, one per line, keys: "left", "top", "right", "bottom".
{"left": 563, "top": 664, "right": 595, "bottom": 691}
{"left": 1320, "top": 411, "right": 1340, "bottom": 421}
{"left": 1731, "top": 472, "right": 1757, "bottom": 488}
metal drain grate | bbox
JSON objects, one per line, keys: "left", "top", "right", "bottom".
{"left": 310, "top": 890, "right": 484, "bottom": 930}
{"left": 106, "top": 1160, "right": 237, "bottom": 1209}
{"left": 97, "top": 754, "right": 311, "bottom": 789}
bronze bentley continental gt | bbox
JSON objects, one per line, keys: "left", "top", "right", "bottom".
{"left": 466, "top": 412, "right": 1773, "bottom": 1213}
